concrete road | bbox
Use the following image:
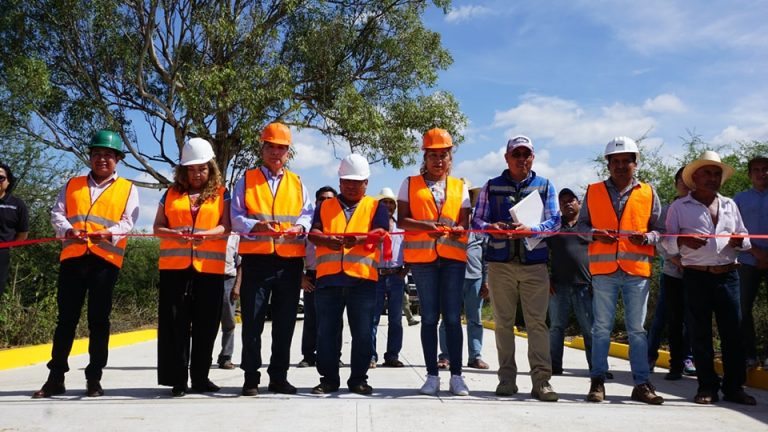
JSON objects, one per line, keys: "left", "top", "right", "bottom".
{"left": 1, "top": 318, "right": 767, "bottom": 432}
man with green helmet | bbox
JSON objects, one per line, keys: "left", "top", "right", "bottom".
{"left": 32, "top": 129, "right": 139, "bottom": 398}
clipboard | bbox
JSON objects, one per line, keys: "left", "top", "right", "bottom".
{"left": 508, "top": 191, "right": 544, "bottom": 251}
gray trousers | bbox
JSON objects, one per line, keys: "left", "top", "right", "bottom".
{"left": 218, "top": 276, "right": 237, "bottom": 363}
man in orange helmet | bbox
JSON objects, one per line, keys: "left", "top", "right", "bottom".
{"left": 231, "top": 122, "right": 314, "bottom": 396}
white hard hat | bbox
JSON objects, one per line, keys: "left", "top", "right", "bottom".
{"left": 375, "top": 187, "right": 396, "bottom": 201}
{"left": 181, "top": 137, "right": 215, "bottom": 166}
{"left": 338, "top": 153, "right": 370, "bottom": 180}
{"left": 604, "top": 136, "right": 639, "bottom": 158}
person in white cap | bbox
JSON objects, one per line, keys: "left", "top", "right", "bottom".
{"left": 664, "top": 150, "right": 755, "bottom": 405}
{"left": 153, "top": 137, "right": 230, "bottom": 397}
{"left": 370, "top": 187, "right": 408, "bottom": 368}
{"left": 308, "top": 154, "right": 389, "bottom": 395}
{"left": 579, "top": 136, "right": 664, "bottom": 405}
{"left": 473, "top": 135, "right": 560, "bottom": 401}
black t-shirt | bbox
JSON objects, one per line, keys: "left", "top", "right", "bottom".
{"left": 0, "top": 193, "right": 30, "bottom": 246}
{"left": 546, "top": 221, "right": 591, "bottom": 285}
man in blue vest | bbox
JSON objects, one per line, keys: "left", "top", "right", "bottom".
{"left": 473, "top": 136, "right": 561, "bottom": 401}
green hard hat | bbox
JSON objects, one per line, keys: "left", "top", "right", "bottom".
{"left": 89, "top": 130, "right": 125, "bottom": 158}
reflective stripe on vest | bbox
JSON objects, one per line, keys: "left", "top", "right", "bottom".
{"left": 239, "top": 168, "right": 306, "bottom": 257}
{"left": 403, "top": 175, "right": 467, "bottom": 263}
{"left": 586, "top": 181, "right": 655, "bottom": 277}
{"left": 315, "top": 196, "right": 380, "bottom": 281}
{"left": 159, "top": 186, "right": 228, "bottom": 274}
{"left": 60, "top": 176, "right": 132, "bottom": 268}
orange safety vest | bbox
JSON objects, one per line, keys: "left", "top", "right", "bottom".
{"left": 60, "top": 176, "right": 132, "bottom": 268}
{"left": 158, "top": 186, "right": 228, "bottom": 274}
{"left": 403, "top": 175, "right": 467, "bottom": 263}
{"left": 315, "top": 196, "right": 380, "bottom": 281}
{"left": 586, "top": 181, "right": 655, "bottom": 277}
{"left": 239, "top": 168, "right": 306, "bottom": 257}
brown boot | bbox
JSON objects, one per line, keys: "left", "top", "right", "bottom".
{"left": 586, "top": 377, "right": 605, "bottom": 402}
{"left": 631, "top": 382, "right": 664, "bottom": 405}
{"left": 32, "top": 381, "right": 66, "bottom": 399}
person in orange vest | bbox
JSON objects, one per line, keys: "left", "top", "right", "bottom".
{"left": 578, "top": 136, "right": 664, "bottom": 405}
{"left": 398, "top": 128, "right": 471, "bottom": 397}
{"left": 230, "top": 122, "right": 313, "bottom": 396}
{"left": 308, "top": 154, "right": 389, "bottom": 395}
{"left": 33, "top": 130, "right": 139, "bottom": 398}
{"left": 153, "top": 137, "right": 230, "bottom": 397}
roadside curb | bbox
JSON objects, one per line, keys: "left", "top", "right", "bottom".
{"left": 481, "top": 320, "right": 768, "bottom": 391}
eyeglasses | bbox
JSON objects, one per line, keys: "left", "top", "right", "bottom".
{"left": 0, "top": 176, "right": 6, "bottom": 182}
{"left": 509, "top": 151, "right": 532, "bottom": 159}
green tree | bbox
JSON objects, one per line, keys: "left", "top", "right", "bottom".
{"left": 0, "top": 0, "right": 466, "bottom": 187}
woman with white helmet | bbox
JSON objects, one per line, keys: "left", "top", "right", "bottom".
{"left": 153, "top": 137, "right": 231, "bottom": 397}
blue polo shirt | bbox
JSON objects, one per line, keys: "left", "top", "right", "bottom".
{"left": 734, "top": 187, "right": 768, "bottom": 266}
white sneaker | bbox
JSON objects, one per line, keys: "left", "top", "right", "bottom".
{"left": 449, "top": 375, "right": 470, "bottom": 396}
{"left": 419, "top": 375, "right": 440, "bottom": 395}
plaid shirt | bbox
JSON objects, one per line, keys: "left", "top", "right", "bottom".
{"left": 472, "top": 170, "right": 561, "bottom": 238}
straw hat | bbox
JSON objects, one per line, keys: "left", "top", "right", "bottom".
{"left": 682, "top": 150, "right": 735, "bottom": 190}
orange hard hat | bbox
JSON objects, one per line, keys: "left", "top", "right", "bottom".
{"left": 261, "top": 122, "right": 292, "bottom": 146}
{"left": 422, "top": 128, "right": 453, "bottom": 150}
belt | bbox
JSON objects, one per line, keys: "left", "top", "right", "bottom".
{"left": 378, "top": 266, "right": 404, "bottom": 275}
{"left": 684, "top": 263, "right": 740, "bottom": 274}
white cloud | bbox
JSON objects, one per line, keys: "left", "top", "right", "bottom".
{"left": 643, "top": 94, "right": 687, "bottom": 113}
{"left": 573, "top": 0, "right": 768, "bottom": 53}
{"left": 453, "top": 147, "right": 600, "bottom": 196}
{"left": 492, "top": 93, "right": 656, "bottom": 147}
{"left": 445, "top": 5, "right": 492, "bottom": 23}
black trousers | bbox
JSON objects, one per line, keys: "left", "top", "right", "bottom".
{"left": 301, "top": 271, "right": 342, "bottom": 363}
{"left": 157, "top": 268, "right": 224, "bottom": 387}
{"left": 0, "top": 249, "right": 9, "bottom": 297}
{"left": 48, "top": 255, "right": 120, "bottom": 382}
{"left": 240, "top": 254, "right": 302, "bottom": 384}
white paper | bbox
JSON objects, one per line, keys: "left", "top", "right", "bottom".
{"left": 508, "top": 191, "right": 544, "bottom": 250}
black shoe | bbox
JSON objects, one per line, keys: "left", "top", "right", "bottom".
{"left": 605, "top": 371, "right": 614, "bottom": 380}
{"left": 723, "top": 389, "right": 757, "bottom": 406}
{"left": 382, "top": 359, "right": 404, "bottom": 368}
{"left": 349, "top": 382, "right": 373, "bottom": 395}
{"left": 664, "top": 371, "right": 683, "bottom": 381}
{"left": 268, "top": 381, "right": 297, "bottom": 394}
{"left": 218, "top": 360, "right": 236, "bottom": 369}
{"left": 190, "top": 379, "right": 220, "bottom": 393}
{"left": 242, "top": 383, "right": 259, "bottom": 397}
{"left": 85, "top": 380, "right": 104, "bottom": 397}
{"left": 552, "top": 368, "right": 563, "bottom": 376}
{"left": 311, "top": 382, "right": 340, "bottom": 394}
{"left": 32, "top": 381, "right": 66, "bottom": 399}
{"left": 297, "top": 359, "right": 316, "bottom": 368}
{"left": 171, "top": 385, "right": 187, "bottom": 397}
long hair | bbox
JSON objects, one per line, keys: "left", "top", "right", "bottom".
{"left": 172, "top": 159, "right": 223, "bottom": 206}
{"left": 419, "top": 150, "right": 453, "bottom": 176}
{"left": 0, "top": 162, "right": 16, "bottom": 194}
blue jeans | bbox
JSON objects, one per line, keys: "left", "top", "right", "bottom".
{"left": 371, "top": 273, "right": 405, "bottom": 362}
{"left": 647, "top": 274, "right": 694, "bottom": 371}
{"left": 411, "top": 258, "right": 466, "bottom": 376}
{"left": 315, "top": 282, "right": 376, "bottom": 388}
{"left": 591, "top": 271, "right": 650, "bottom": 385}
{"left": 548, "top": 282, "right": 593, "bottom": 373}
{"left": 738, "top": 264, "right": 768, "bottom": 361}
{"left": 438, "top": 277, "right": 484, "bottom": 362}
{"left": 684, "top": 269, "right": 745, "bottom": 394}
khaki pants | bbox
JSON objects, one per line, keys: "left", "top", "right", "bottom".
{"left": 488, "top": 261, "right": 551, "bottom": 386}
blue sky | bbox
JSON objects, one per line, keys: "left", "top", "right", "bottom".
{"left": 130, "top": 0, "right": 768, "bottom": 230}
